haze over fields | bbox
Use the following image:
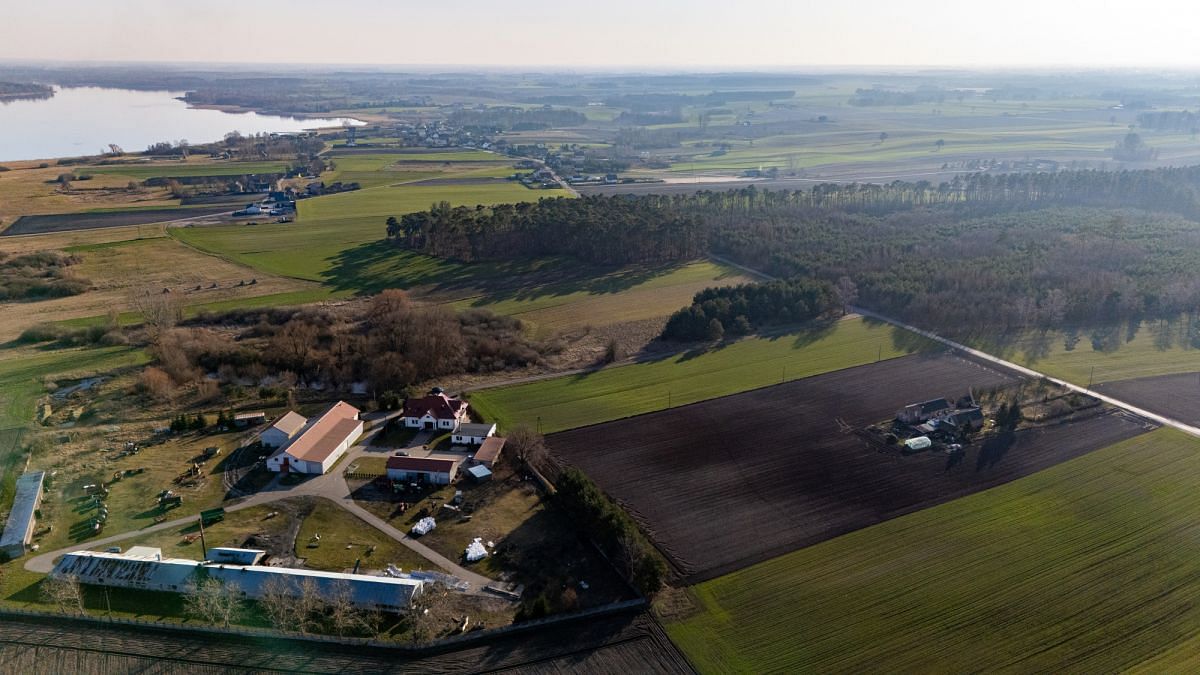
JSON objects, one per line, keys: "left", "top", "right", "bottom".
{"left": 3, "top": 0, "right": 1200, "bottom": 68}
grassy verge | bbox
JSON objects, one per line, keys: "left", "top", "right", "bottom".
{"left": 665, "top": 428, "right": 1200, "bottom": 673}
{"left": 470, "top": 315, "right": 929, "bottom": 433}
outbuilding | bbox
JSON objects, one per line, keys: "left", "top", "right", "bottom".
{"left": 472, "top": 436, "right": 506, "bottom": 469}
{"left": 266, "top": 402, "right": 363, "bottom": 475}
{"left": 451, "top": 422, "right": 496, "bottom": 445}
{"left": 261, "top": 411, "right": 307, "bottom": 448}
{"left": 386, "top": 456, "right": 460, "bottom": 485}
{"left": 0, "top": 471, "right": 44, "bottom": 559}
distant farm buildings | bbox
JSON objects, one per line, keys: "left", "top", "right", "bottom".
{"left": 265, "top": 402, "right": 363, "bottom": 475}
{"left": 401, "top": 390, "right": 469, "bottom": 431}
{"left": 52, "top": 546, "right": 423, "bottom": 612}
{"left": 0, "top": 471, "right": 45, "bottom": 559}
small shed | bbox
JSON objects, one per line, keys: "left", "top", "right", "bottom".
{"left": 467, "top": 465, "right": 492, "bottom": 482}
{"left": 233, "top": 411, "right": 267, "bottom": 428}
{"left": 473, "top": 436, "right": 506, "bottom": 469}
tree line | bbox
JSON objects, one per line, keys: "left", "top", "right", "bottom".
{"left": 386, "top": 197, "right": 705, "bottom": 265}
{"left": 661, "top": 278, "right": 838, "bottom": 341}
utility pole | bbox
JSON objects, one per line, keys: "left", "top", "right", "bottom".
{"left": 198, "top": 518, "right": 208, "bottom": 559}
{"left": 536, "top": 416, "right": 541, "bottom": 435}
{"left": 878, "top": 345, "right": 882, "bottom": 362}
{"left": 1087, "top": 366, "right": 1095, "bottom": 391}
{"left": 668, "top": 390, "right": 672, "bottom": 409}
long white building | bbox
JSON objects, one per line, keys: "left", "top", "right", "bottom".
{"left": 51, "top": 546, "right": 423, "bottom": 612}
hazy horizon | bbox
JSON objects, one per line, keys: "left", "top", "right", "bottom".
{"left": 4, "top": 0, "right": 1200, "bottom": 69}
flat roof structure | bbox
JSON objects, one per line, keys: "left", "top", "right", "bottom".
{"left": 0, "top": 471, "right": 44, "bottom": 559}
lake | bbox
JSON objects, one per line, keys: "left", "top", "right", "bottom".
{"left": 0, "top": 87, "right": 363, "bottom": 162}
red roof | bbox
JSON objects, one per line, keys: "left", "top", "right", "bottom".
{"left": 474, "top": 437, "right": 506, "bottom": 464}
{"left": 282, "top": 402, "right": 361, "bottom": 463}
{"left": 402, "top": 393, "right": 467, "bottom": 421}
{"left": 386, "top": 456, "right": 459, "bottom": 474}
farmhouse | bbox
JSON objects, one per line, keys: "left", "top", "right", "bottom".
{"left": 0, "top": 471, "right": 44, "bottom": 559}
{"left": 51, "top": 547, "right": 423, "bottom": 611}
{"left": 265, "top": 401, "right": 363, "bottom": 475}
{"left": 451, "top": 422, "right": 496, "bottom": 445}
{"left": 473, "top": 436, "right": 506, "bottom": 469}
{"left": 261, "top": 411, "right": 307, "bottom": 448}
{"left": 897, "top": 398, "right": 953, "bottom": 425}
{"left": 387, "top": 456, "right": 460, "bottom": 485}
{"left": 401, "top": 390, "right": 469, "bottom": 431}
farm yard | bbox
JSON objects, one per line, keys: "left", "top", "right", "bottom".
{"left": 664, "top": 428, "right": 1200, "bottom": 674}
{"left": 546, "top": 352, "right": 1152, "bottom": 581}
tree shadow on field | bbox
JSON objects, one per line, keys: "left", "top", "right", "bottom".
{"left": 976, "top": 430, "right": 1017, "bottom": 471}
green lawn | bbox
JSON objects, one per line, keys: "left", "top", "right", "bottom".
{"left": 470, "top": 316, "right": 929, "bottom": 433}
{"left": 969, "top": 320, "right": 1200, "bottom": 386}
{"left": 0, "top": 345, "right": 149, "bottom": 429}
{"left": 665, "top": 428, "right": 1200, "bottom": 674}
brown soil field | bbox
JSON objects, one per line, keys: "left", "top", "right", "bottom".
{"left": 1094, "top": 372, "right": 1200, "bottom": 426}
{"left": 547, "top": 352, "right": 1152, "bottom": 582}
{"left": 4, "top": 205, "right": 234, "bottom": 236}
{"left": 0, "top": 609, "right": 693, "bottom": 674}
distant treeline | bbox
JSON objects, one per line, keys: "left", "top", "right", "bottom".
{"left": 661, "top": 279, "right": 837, "bottom": 341}
{"left": 848, "top": 88, "right": 946, "bottom": 106}
{"left": 448, "top": 107, "right": 587, "bottom": 131}
{"left": 0, "top": 81, "right": 52, "bottom": 100}
{"left": 1138, "top": 110, "right": 1200, "bottom": 134}
{"left": 386, "top": 197, "right": 705, "bottom": 265}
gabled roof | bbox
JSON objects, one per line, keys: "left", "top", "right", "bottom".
{"left": 387, "top": 456, "right": 459, "bottom": 474}
{"left": 270, "top": 411, "right": 308, "bottom": 437}
{"left": 402, "top": 393, "right": 467, "bottom": 421}
{"left": 474, "top": 436, "right": 506, "bottom": 464}
{"left": 280, "top": 401, "right": 361, "bottom": 463}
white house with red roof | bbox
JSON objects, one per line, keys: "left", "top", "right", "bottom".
{"left": 265, "top": 401, "right": 363, "bottom": 475}
{"left": 401, "top": 389, "right": 469, "bottom": 431}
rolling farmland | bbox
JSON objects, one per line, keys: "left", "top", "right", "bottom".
{"left": 548, "top": 353, "right": 1150, "bottom": 580}
{"left": 471, "top": 316, "right": 931, "bottom": 433}
{"left": 665, "top": 428, "right": 1200, "bottom": 674}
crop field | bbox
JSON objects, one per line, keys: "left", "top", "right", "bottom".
{"left": 470, "top": 316, "right": 930, "bottom": 433}
{"left": 1094, "top": 372, "right": 1200, "bottom": 425}
{"left": 664, "top": 428, "right": 1200, "bottom": 674}
{"left": 4, "top": 205, "right": 231, "bottom": 235}
{"left": 86, "top": 160, "right": 288, "bottom": 180}
{"left": 548, "top": 353, "right": 1151, "bottom": 580}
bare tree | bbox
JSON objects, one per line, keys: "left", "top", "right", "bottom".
{"left": 507, "top": 424, "right": 547, "bottom": 470}
{"left": 325, "top": 579, "right": 366, "bottom": 637}
{"left": 41, "top": 574, "right": 85, "bottom": 615}
{"left": 183, "top": 576, "right": 244, "bottom": 627}
{"left": 129, "top": 286, "right": 183, "bottom": 345}
{"left": 258, "top": 575, "right": 302, "bottom": 632}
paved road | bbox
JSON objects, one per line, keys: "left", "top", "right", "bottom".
{"left": 25, "top": 427, "right": 497, "bottom": 591}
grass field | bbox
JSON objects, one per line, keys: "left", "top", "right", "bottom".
{"left": 172, "top": 181, "right": 565, "bottom": 288}
{"left": 470, "top": 315, "right": 930, "bottom": 433}
{"left": 971, "top": 320, "right": 1200, "bottom": 386}
{"left": 296, "top": 498, "right": 443, "bottom": 573}
{"left": 87, "top": 161, "right": 289, "bottom": 180}
{"left": 451, "top": 259, "right": 750, "bottom": 336}
{"left": 664, "top": 428, "right": 1200, "bottom": 673}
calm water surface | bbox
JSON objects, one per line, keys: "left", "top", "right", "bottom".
{"left": 0, "top": 87, "right": 362, "bottom": 162}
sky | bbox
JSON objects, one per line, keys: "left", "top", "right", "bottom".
{"left": 2, "top": 0, "right": 1199, "bottom": 69}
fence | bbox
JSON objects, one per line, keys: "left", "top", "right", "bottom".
{"left": 0, "top": 597, "right": 647, "bottom": 654}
